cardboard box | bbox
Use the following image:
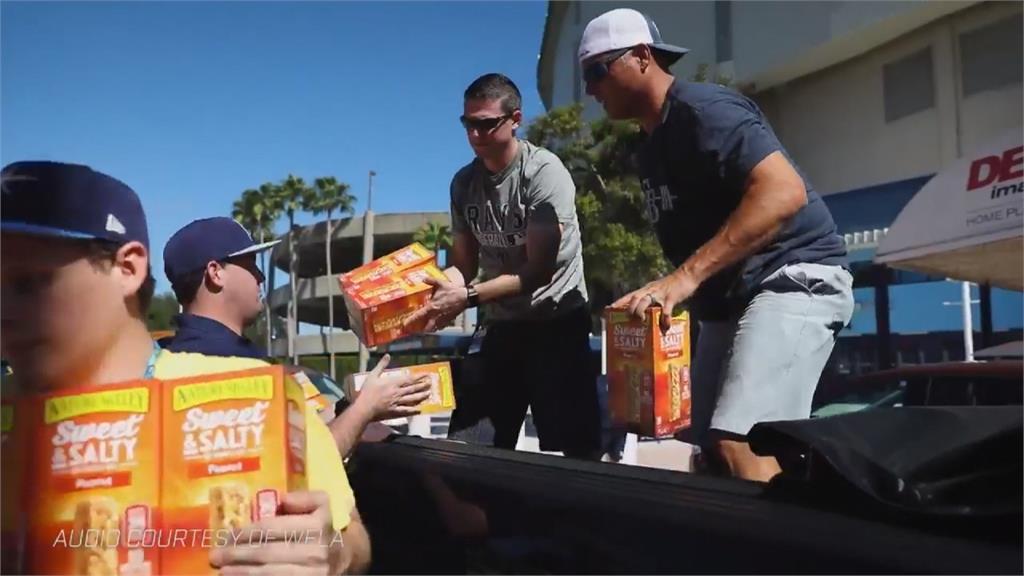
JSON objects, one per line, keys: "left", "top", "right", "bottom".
{"left": 605, "top": 307, "right": 692, "bottom": 438}
{"left": 342, "top": 261, "right": 448, "bottom": 348}
{"left": 25, "top": 381, "right": 161, "bottom": 576}
{"left": 343, "top": 361, "right": 456, "bottom": 418}
{"left": 339, "top": 242, "right": 434, "bottom": 290}
{"left": 161, "top": 366, "right": 307, "bottom": 575}
{"left": 1, "top": 392, "right": 26, "bottom": 575}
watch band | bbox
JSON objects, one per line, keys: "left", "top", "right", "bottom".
{"left": 466, "top": 286, "right": 480, "bottom": 309}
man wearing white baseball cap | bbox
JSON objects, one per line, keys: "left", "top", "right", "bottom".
{"left": 581, "top": 9, "right": 854, "bottom": 482}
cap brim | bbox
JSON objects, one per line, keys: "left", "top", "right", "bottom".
{"left": 0, "top": 221, "right": 99, "bottom": 241}
{"left": 228, "top": 239, "right": 282, "bottom": 257}
{"left": 651, "top": 43, "right": 689, "bottom": 65}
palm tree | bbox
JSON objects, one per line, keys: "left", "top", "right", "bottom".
{"left": 413, "top": 221, "right": 453, "bottom": 255}
{"left": 275, "top": 174, "right": 315, "bottom": 364}
{"left": 305, "top": 176, "right": 356, "bottom": 379}
{"left": 232, "top": 185, "right": 282, "bottom": 352}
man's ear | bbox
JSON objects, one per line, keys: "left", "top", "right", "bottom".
{"left": 204, "top": 260, "right": 227, "bottom": 292}
{"left": 512, "top": 109, "right": 523, "bottom": 130}
{"left": 634, "top": 44, "right": 653, "bottom": 73}
{"left": 114, "top": 241, "right": 148, "bottom": 299}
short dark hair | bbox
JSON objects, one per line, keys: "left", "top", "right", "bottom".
{"left": 464, "top": 73, "right": 522, "bottom": 114}
{"left": 86, "top": 240, "right": 157, "bottom": 313}
{"left": 170, "top": 268, "right": 206, "bottom": 307}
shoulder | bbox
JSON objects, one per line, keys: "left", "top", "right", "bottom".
{"left": 669, "top": 80, "right": 745, "bottom": 110}
{"left": 450, "top": 161, "right": 477, "bottom": 197}
{"left": 521, "top": 140, "right": 569, "bottom": 180}
{"left": 153, "top": 351, "right": 269, "bottom": 379}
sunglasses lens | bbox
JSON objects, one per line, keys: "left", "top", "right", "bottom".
{"left": 583, "top": 62, "right": 608, "bottom": 85}
{"left": 460, "top": 116, "right": 504, "bottom": 132}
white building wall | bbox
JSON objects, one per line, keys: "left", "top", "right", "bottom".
{"left": 953, "top": 3, "right": 1024, "bottom": 155}
{"left": 763, "top": 24, "right": 944, "bottom": 194}
{"left": 730, "top": 1, "right": 972, "bottom": 85}
{"left": 540, "top": 1, "right": 1021, "bottom": 195}
{"left": 760, "top": 1, "right": 1021, "bottom": 195}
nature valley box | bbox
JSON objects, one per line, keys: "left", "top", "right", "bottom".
{"left": 605, "top": 307, "right": 692, "bottom": 438}
{"left": 343, "top": 361, "right": 456, "bottom": 420}
{"left": 1, "top": 393, "right": 27, "bottom": 575}
{"left": 25, "top": 381, "right": 161, "bottom": 576}
{"left": 339, "top": 242, "right": 435, "bottom": 290}
{"left": 161, "top": 366, "right": 307, "bottom": 575}
{"left": 342, "top": 262, "right": 448, "bottom": 348}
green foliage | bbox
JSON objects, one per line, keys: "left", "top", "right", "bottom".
{"left": 412, "top": 221, "right": 453, "bottom": 253}
{"left": 145, "top": 292, "right": 180, "bottom": 331}
{"left": 527, "top": 103, "right": 670, "bottom": 316}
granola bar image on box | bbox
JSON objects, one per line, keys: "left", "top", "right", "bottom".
{"left": 79, "top": 547, "right": 119, "bottom": 576}
{"left": 74, "top": 497, "right": 119, "bottom": 546}
{"left": 209, "top": 484, "right": 251, "bottom": 533}
{"left": 73, "top": 497, "right": 120, "bottom": 576}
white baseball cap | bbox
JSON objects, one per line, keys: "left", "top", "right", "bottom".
{"left": 578, "top": 8, "right": 689, "bottom": 64}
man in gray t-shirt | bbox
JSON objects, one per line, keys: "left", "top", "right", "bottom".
{"left": 406, "top": 73, "right": 600, "bottom": 458}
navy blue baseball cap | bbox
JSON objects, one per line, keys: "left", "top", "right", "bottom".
{"left": 163, "top": 217, "right": 280, "bottom": 288}
{"left": 1, "top": 161, "right": 149, "bottom": 249}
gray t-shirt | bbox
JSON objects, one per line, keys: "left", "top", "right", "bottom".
{"left": 451, "top": 139, "right": 588, "bottom": 322}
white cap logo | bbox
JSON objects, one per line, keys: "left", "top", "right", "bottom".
{"left": 105, "top": 214, "right": 126, "bottom": 235}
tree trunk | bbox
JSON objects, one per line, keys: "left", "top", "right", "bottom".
{"left": 288, "top": 212, "right": 298, "bottom": 365}
{"left": 260, "top": 229, "right": 272, "bottom": 353}
{"left": 326, "top": 210, "right": 336, "bottom": 380}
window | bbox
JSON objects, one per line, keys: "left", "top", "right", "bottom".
{"left": 883, "top": 47, "right": 935, "bottom": 122}
{"left": 960, "top": 14, "right": 1024, "bottom": 97}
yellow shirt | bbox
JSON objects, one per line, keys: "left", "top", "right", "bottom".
{"left": 153, "top": 351, "right": 354, "bottom": 531}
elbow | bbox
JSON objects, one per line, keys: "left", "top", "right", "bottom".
{"left": 523, "top": 265, "right": 556, "bottom": 292}
{"left": 780, "top": 181, "right": 807, "bottom": 218}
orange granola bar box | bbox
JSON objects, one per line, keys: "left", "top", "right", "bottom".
{"left": 161, "top": 366, "right": 307, "bottom": 575}
{"left": 605, "top": 307, "right": 692, "bottom": 438}
{"left": 343, "top": 262, "right": 448, "bottom": 347}
{"left": 339, "top": 242, "right": 435, "bottom": 290}
{"left": 343, "top": 361, "right": 456, "bottom": 415}
{"left": 25, "top": 381, "right": 161, "bottom": 576}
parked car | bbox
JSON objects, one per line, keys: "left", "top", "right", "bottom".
{"left": 812, "top": 360, "right": 1022, "bottom": 417}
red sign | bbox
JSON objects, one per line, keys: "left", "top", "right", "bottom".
{"left": 967, "top": 146, "right": 1023, "bottom": 191}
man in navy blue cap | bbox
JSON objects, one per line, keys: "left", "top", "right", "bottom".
{"left": 1, "top": 160, "right": 157, "bottom": 388}
{"left": 160, "top": 216, "right": 279, "bottom": 358}
{"left": 161, "top": 216, "right": 436, "bottom": 457}
{"left": 1, "top": 161, "right": 372, "bottom": 574}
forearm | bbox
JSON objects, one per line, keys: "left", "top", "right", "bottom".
{"left": 327, "top": 400, "right": 375, "bottom": 459}
{"left": 681, "top": 183, "right": 803, "bottom": 284}
{"left": 474, "top": 261, "right": 555, "bottom": 304}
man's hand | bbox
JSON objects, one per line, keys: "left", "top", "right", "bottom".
{"left": 210, "top": 490, "right": 345, "bottom": 575}
{"left": 356, "top": 354, "right": 433, "bottom": 421}
{"left": 610, "top": 270, "right": 699, "bottom": 331}
{"left": 403, "top": 276, "right": 469, "bottom": 333}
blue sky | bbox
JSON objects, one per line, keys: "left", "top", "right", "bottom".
{"left": 2, "top": 0, "right": 549, "bottom": 294}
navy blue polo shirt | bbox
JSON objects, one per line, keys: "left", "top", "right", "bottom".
{"left": 158, "top": 313, "right": 266, "bottom": 359}
{"left": 636, "top": 80, "right": 847, "bottom": 321}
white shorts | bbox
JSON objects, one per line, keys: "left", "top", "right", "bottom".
{"left": 677, "top": 262, "right": 855, "bottom": 447}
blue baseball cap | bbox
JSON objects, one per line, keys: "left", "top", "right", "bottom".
{"left": 163, "top": 217, "right": 280, "bottom": 288}
{"left": 1, "top": 161, "right": 149, "bottom": 249}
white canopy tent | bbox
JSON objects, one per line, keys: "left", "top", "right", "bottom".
{"left": 875, "top": 128, "right": 1024, "bottom": 291}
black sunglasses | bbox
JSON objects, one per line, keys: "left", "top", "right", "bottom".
{"left": 582, "top": 47, "right": 633, "bottom": 85}
{"left": 220, "top": 254, "right": 265, "bottom": 284}
{"left": 459, "top": 113, "right": 513, "bottom": 133}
